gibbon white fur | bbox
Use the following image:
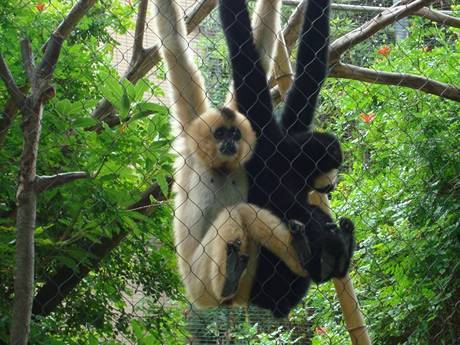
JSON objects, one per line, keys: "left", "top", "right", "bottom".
{"left": 154, "top": 0, "right": 307, "bottom": 308}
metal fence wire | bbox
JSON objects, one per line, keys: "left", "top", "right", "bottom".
{"left": 0, "top": 0, "right": 459, "bottom": 344}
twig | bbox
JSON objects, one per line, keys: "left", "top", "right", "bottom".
{"left": 35, "top": 172, "right": 89, "bottom": 194}
{"left": 0, "top": 56, "right": 25, "bottom": 106}
{"left": 330, "top": 0, "right": 435, "bottom": 62}
{"left": 330, "top": 63, "right": 460, "bottom": 102}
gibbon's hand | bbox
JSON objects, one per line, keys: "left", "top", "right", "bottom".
{"left": 304, "top": 217, "right": 355, "bottom": 283}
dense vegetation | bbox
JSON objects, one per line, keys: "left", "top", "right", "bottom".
{"left": 0, "top": 1, "right": 458, "bottom": 344}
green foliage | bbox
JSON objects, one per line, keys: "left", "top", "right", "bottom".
{"left": 0, "top": 1, "right": 181, "bottom": 343}
{"left": 306, "top": 18, "right": 460, "bottom": 344}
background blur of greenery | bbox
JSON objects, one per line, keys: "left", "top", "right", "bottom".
{"left": 0, "top": 0, "right": 459, "bottom": 344}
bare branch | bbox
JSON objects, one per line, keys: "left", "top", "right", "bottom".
{"left": 53, "top": 0, "right": 98, "bottom": 40}
{"left": 132, "top": 0, "right": 149, "bottom": 63}
{"left": 415, "top": 7, "right": 460, "bottom": 28}
{"left": 330, "top": 0, "right": 435, "bottom": 62}
{"left": 330, "top": 63, "right": 460, "bottom": 102}
{"left": 35, "top": 172, "right": 89, "bottom": 194}
{"left": 282, "top": 0, "right": 306, "bottom": 53}
{"left": 36, "top": 34, "right": 64, "bottom": 83}
{"left": 20, "top": 39, "right": 35, "bottom": 82}
{"left": 185, "top": 0, "right": 217, "bottom": 32}
{"left": 0, "top": 56, "right": 25, "bottom": 105}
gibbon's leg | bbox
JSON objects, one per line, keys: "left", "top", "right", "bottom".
{"left": 225, "top": 0, "right": 282, "bottom": 108}
{"left": 252, "top": 0, "right": 282, "bottom": 75}
{"left": 154, "top": 0, "right": 209, "bottom": 129}
{"left": 221, "top": 240, "right": 249, "bottom": 299}
{"left": 228, "top": 204, "right": 309, "bottom": 278}
{"left": 288, "top": 219, "right": 313, "bottom": 269}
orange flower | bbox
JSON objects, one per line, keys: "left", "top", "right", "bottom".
{"left": 360, "top": 112, "right": 376, "bottom": 123}
{"left": 35, "top": 3, "right": 45, "bottom": 11}
{"left": 377, "top": 45, "right": 391, "bottom": 57}
{"left": 315, "top": 326, "right": 328, "bottom": 335}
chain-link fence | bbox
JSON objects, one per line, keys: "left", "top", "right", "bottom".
{"left": 0, "top": 0, "right": 459, "bottom": 344}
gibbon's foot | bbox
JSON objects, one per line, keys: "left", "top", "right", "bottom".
{"left": 221, "top": 240, "right": 249, "bottom": 300}
{"left": 288, "top": 219, "right": 313, "bottom": 269}
{"left": 305, "top": 217, "right": 355, "bottom": 283}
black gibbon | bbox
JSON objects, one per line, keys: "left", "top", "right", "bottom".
{"left": 220, "top": 0, "right": 355, "bottom": 317}
{"left": 155, "top": 0, "right": 313, "bottom": 308}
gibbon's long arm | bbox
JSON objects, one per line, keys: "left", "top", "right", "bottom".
{"left": 251, "top": 0, "right": 282, "bottom": 77}
{"left": 224, "top": 0, "right": 282, "bottom": 108}
{"left": 220, "top": 0, "right": 282, "bottom": 141}
{"left": 154, "top": 0, "right": 209, "bottom": 128}
{"left": 281, "top": 0, "right": 330, "bottom": 134}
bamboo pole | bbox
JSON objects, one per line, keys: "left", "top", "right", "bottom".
{"left": 273, "top": 29, "right": 371, "bottom": 344}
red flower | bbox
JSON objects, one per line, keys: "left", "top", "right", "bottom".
{"left": 377, "top": 45, "right": 391, "bottom": 57}
{"left": 35, "top": 3, "right": 45, "bottom": 11}
{"left": 315, "top": 326, "right": 328, "bottom": 335}
{"left": 360, "top": 112, "right": 376, "bottom": 124}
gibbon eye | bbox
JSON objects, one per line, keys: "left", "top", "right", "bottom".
{"left": 229, "top": 127, "right": 241, "bottom": 140}
{"left": 214, "top": 127, "right": 226, "bottom": 140}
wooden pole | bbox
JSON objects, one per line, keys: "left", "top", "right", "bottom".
{"left": 273, "top": 28, "right": 372, "bottom": 344}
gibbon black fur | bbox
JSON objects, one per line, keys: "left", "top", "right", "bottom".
{"left": 220, "top": 0, "right": 355, "bottom": 317}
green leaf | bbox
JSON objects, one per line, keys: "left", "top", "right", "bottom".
{"left": 88, "top": 335, "right": 98, "bottom": 345}
{"left": 73, "top": 117, "right": 98, "bottom": 128}
{"left": 156, "top": 173, "right": 169, "bottom": 197}
{"left": 133, "top": 79, "right": 150, "bottom": 102}
{"left": 119, "top": 88, "right": 131, "bottom": 118}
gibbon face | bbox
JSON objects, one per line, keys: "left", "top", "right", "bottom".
{"left": 291, "top": 131, "right": 343, "bottom": 192}
{"left": 187, "top": 107, "right": 256, "bottom": 171}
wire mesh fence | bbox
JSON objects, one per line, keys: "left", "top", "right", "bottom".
{"left": 0, "top": 0, "right": 459, "bottom": 344}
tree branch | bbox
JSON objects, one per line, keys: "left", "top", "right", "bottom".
{"left": 35, "top": 34, "right": 64, "bottom": 85}
{"left": 330, "top": 0, "right": 435, "bottom": 62}
{"left": 132, "top": 0, "right": 149, "bottom": 63}
{"left": 32, "top": 179, "right": 172, "bottom": 317}
{"left": 330, "top": 63, "right": 460, "bottom": 102}
{"left": 415, "top": 7, "right": 460, "bottom": 28}
{"left": 0, "top": 56, "right": 25, "bottom": 106}
{"left": 52, "top": 0, "right": 98, "bottom": 40}
{"left": 0, "top": 85, "right": 29, "bottom": 147}
{"left": 20, "top": 39, "right": 35, "bottom": 82}
{"left": 35, "top": 172, "right": 89, "bottom": 194}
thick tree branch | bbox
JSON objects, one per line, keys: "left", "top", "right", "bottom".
{"left": 32, "top": 179, "right": 172, "bottom": 317}
{"left": 0, "top": 56, "right": 25, "bottom": 106}
{"left": 330, "top": 63, "right": 460, "bottom": 102}
{"left": 35, "top": 34, "right": 64, "bottom": 85}
{"left": 330, "top": 0, "right": 435, "bottom": 62}
{"left": 415, "top": 7, "right": 460, "bottom": 28}
{"left": 35, "top": 172, "right": 89, "bottom": 194}
{"left": 91, "top": 0, "right": 217, "bottom": 125}
{"left": 132, "top": 0, "right": 149, "bottom": 63}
